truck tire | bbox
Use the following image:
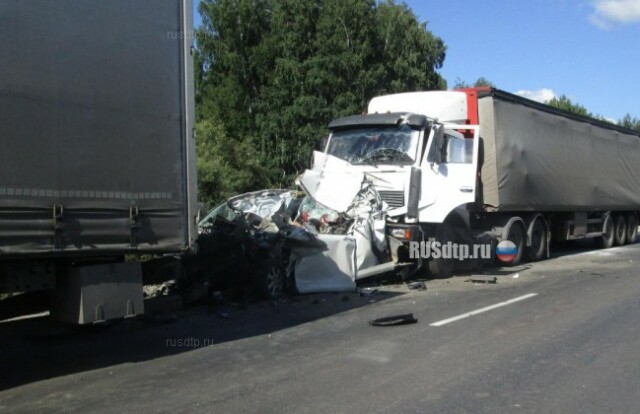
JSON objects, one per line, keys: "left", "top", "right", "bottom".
{"left": 597, "top": 215, "right": 614, "bottom": 249}
{"left": 527, "top": 218, "right": 547, "bottom": 262}
{"left": 503, "top": 221, "right": 525, "bottom": 266}
{"left": 427, "top": 224, "right": 455, "bottom": 278}
{"left": 614, "top": 214, "right": 627, "bottom": 246}
{"left": 626, "top": 214, "right": 638, "bottom": 244}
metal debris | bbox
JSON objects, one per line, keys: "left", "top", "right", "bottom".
{"left": 465, "top": 277, "right": 498, "bottom": 284}
{"left": 369, "top": 313, "right": 418, "bottom": 327}
{"left": 143, "top": 280, "right": 177, "bottom": 298}
{"left": 357, "top": 287, "right": 378, "bottom": 297}
{"left": 406, "top": 281, "right": 427, "bottom": 290}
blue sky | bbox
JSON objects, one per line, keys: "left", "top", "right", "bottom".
{"left": 194, "top": 0, "right": 640, "bottom": 120}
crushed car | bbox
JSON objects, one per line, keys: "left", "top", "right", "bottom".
{"left": 184, "top": 174, "right": 399, "bottom": 299}
{"left": 183, "top": 189, "right": 302, "bottom": 299}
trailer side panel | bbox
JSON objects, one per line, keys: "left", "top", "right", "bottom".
{"left": 0, "top": 0, "right": 196, "bottom": 257}
{"left": 479, "top": 95, "right": 640, "bottom": 212}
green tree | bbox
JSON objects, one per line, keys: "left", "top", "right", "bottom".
{"left": 545, "top": 95, "right": 638, "bottom": 129}
{"left": 195, "top": 0, "right": 276, "bottom": 204}
{"left": 195, "top": 0, "right": 447, "bottom": 206}
{"left": 473, "top": 77, "right": 495, "bottom": 88}
{"left": 452, "top": 77, "right": 495, "bottom": 89}
{"left": 195, "top": 112, "right": 272, "bottom": 207}
{"left": 546, "top": 95, "right": 591, "bottom": 117}
{"left": 373, "top": 0, "right": 447, "bottom": 94}
{"left": 619, "top": 114, "right": 640, "bottom": 132}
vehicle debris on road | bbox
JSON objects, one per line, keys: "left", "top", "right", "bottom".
{"left": 357, "top": 287, "right": 379, "bottom": 297}
{"left": 406, "top": 281, "right": 427, "bottom": 290}
{"left": 465, "top": 277, "right": 498, "bottom": 284}
{"left": 369, "top": 313, "right": 418, "bottom": 327}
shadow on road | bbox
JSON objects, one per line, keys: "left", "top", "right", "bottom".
{"left": 0, "top": 288, "right": 403, "bottom": 391}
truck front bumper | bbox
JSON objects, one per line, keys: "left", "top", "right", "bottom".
{"left": 386, "top": 223, "right": 425, "bottom": 263}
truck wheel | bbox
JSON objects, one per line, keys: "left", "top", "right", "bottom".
{"left": 527, "top": 218, "right": 547, "bottom": 262}
{"left": 626, "top": 214, "right": 638, "bottom": 244}
{"left": 503, "top": 222, "right": 525, "bottom": 266}
{"left": 614, "top": 214, "right": 627, "bottom": 246}
{"left": 597, "top": 215, "right": 614, "bottom": 248}
{"left": 427, "top": 224, "right": 455, "bottom": 278}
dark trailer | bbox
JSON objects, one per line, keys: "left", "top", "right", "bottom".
{"left": 0, "top": 0, "right": 197, "bottom": 323}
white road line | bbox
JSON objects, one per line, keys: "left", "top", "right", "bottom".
{"left": 0, "top": 310, "right": 49, "bottom": 324}
{"left": 429, "top": 293, "right": 539, "bottom": 327}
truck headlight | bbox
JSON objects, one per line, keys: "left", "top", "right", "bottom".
{"left": 391, "top": 228, "right": 412, "bottom": 240}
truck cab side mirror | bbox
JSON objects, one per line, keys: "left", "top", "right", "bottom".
{"left": 318, "top": 136, "right": 328, "bottom": 151}
{"left": 429, "top": 125, "right": 446, "bottom": 164}
{"left": 292, "top": 160, "right": 305, "bottom": 174}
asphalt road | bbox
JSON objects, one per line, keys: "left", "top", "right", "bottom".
{"left": 2, "top": 241, "right": 640, "bottom": 413}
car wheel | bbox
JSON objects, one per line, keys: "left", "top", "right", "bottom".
{"left": 255, "top": 263, "right": 285, "bottom": 299}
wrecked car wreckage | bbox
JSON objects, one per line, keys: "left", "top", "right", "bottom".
{"left": 186, "top": 167, "right": 402, "bottom": 298}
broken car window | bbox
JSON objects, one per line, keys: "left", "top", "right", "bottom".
{"left": 198, "top": 202, "right": 240, "bottom": 229}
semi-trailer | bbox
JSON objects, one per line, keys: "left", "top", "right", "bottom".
{"left": 307, "top": 87, "right": 640, "bottom": 277}
{"left": 0, "top": 0, "right": 197, "bottom": 323}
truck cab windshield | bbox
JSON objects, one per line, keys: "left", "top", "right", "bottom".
{"left": 326, "top": 125, "right": 420, "bottom": 166}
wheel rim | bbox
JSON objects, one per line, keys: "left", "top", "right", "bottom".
{"left": 614, "top": 215, "right": 626, "bottom": 245}
{"left": 628, "top": 216, "right": 638, "bottom": 243}
{"left": 265, "top": 266, "right": 284, "bottom": 298}
{"left": 529, "top": 219, "right": 546, "bottom": 260}
{"left": 505, "top": 223, "right": 524, "bottom": 265}
{"left": 616, "top": 219, "right": 624, "bottom": 240}
{"left": 602, "top": 216, "right": 614, "bottom": 246}
{"left": 509, "top": 225, "right": 524, "bottom": 250}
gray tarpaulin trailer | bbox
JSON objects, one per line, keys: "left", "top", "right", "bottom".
{"left": 478, "top": 89, "right": 640, "bottom": 212}
{"left": 0, "top": 0, "right": 197, "bottom": 323}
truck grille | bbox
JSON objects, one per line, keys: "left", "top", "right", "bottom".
{"left": 378, "top": 191, "right": 404, "bottom": 208}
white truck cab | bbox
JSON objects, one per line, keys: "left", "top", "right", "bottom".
{"left": 311, "top": 91, "right": 479, "bottom": 275}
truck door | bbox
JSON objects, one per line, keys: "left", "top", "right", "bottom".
{"left": 418, "top": 124, "right": 480, "bottom": 223}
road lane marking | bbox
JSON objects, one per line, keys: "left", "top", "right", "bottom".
{"left": 0, "top": 310, "right": 49, "bottom": 324}
{"left": 429, "top": 293, "right": 539, "bottom": 327}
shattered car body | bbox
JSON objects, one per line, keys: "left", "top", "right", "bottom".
{"left": 293, "top": 173, "right": 391, "bottom": 293}
{"left": 186, "top": 190, "right": 301, "bottom": 299}
{"left": 189, "top": 171, "right": 396, "bottom": 297}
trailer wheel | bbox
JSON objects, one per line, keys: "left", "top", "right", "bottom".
{"left": 614, "top": 214, "right": 627, "bottom": 246}
{"left": 626, "top": 214, "right": 638, "bottom": 244}
{"left": 527, "top": 218, "right": 547, "bottom": 262}
{"left": 427, "top": 224, "right": 455, "bottom": 278}
{"left": 597, "top": 215, "right": 614, "bottom": 249}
